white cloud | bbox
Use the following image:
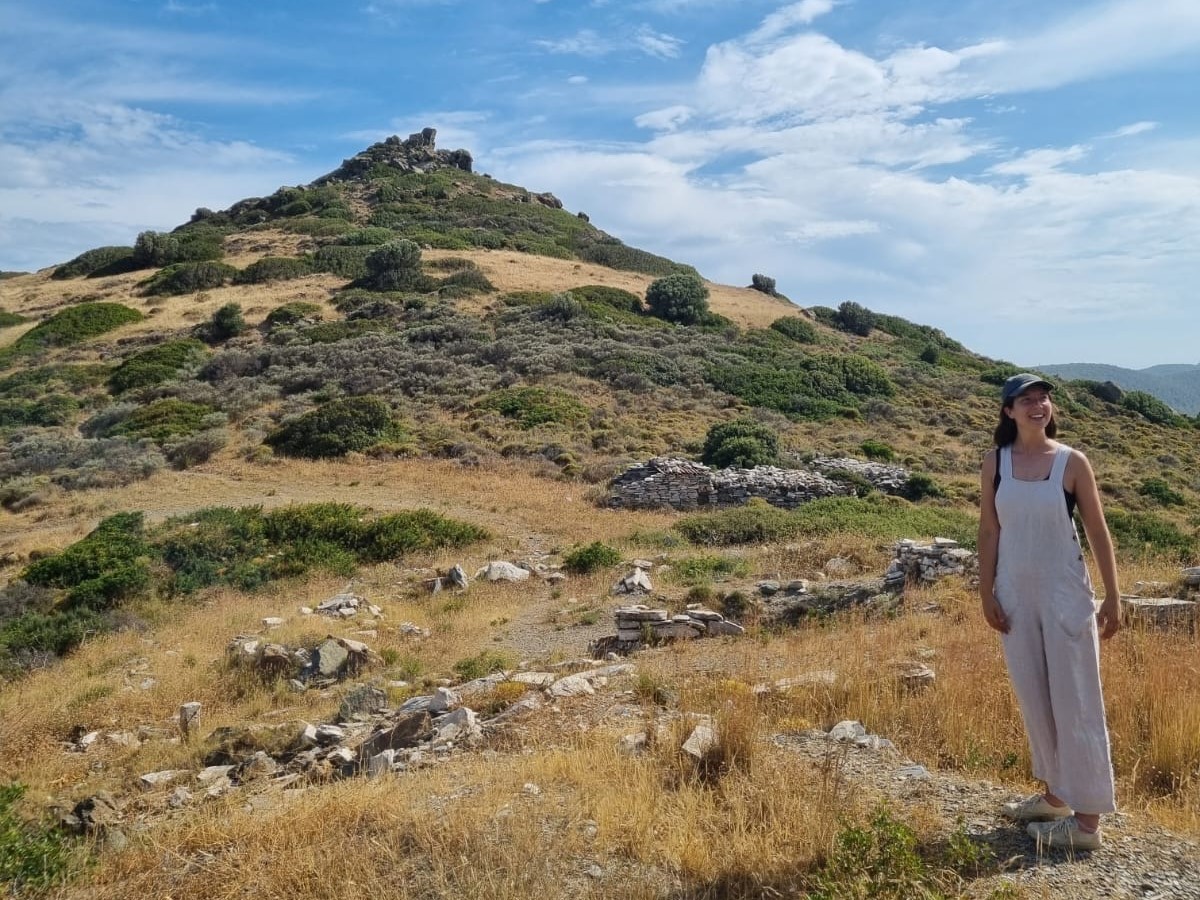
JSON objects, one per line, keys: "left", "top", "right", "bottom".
{"left": 535, "top": 29, "right": 611, "bottom": 56}
{"left": 635, "top": 105, "right": 694, "bottom": 131}
{"left": 634, "top": 26, "right": 684, "bottom": 59}
{"left": 1108, "top": 121, "right": 1158, "bottom": 139}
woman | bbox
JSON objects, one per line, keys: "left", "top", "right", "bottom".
{"left": 977, "top": 373, "right": 1121, "bottom": 851}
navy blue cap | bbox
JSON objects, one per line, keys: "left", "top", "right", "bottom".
{"left": 1001, "top": 373, "right": 1053, "bottom": 404}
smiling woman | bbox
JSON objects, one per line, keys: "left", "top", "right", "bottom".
{"left": 977, "top": 372, "right": 1122, "bottom": 851}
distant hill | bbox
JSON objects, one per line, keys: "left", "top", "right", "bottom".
{"left": 1036, "top": 362, "right": 1200, "bottom": 414}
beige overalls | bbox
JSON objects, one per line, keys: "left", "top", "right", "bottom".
{"left": 994, "top": 443, "right": 1116, "bottom": 813}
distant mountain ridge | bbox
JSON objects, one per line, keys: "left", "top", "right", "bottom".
{"left": 1036, "top": 362, "right": 1200, "bottom": 414}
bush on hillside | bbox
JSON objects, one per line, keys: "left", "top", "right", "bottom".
{"left": 107, "top": 338, "right": 209, "bottom": 394}
{"left": 1077, "top": 380, "right": 1124, "bottom": 404}
{"left": 562, "top": 541, "right": 623, "bottom": 574}
{"left": 900, "top": 471, "right": 943, "bottom": 501}
{"left": 1105, "top": 509, "right": 1196, "bottom": 560}
{"left": 675, "top": 499, "right": 798, "bottom": 545}
{"left": 569, "top": 285, "right": 643, "bottom": 313}
{"left": 770, "top": 316, "right": 817, "bottom": 344}
{"left": 860, "top": 439, "right": 895, "bottom": 462}
{"left": 132, "top": 228, "right": 224, "bottom": 269}
{"left": 1121, "top": 390, "right": 1183, "bottom": 427}
{"left": 195, "top": 303, "right": 247, "bottom": 344}
{"left": 307, "top": 246, "right": 368, "bottom": 280}
{"left": 14, "top": 303, "right": 143, "bottom": 351}
{"left": 265, "top": 396, "right": 399, "bottom": 459}
{"left": 1136, "top": 477, "right": 1186, "bottom": 507}
{"left": 0, "top": 783, "right": 81, "bottom": 889}
{"left": 834, "top": 301, "right": 876, "bottom": 336}
{"left": 102, "top": 399, "right": 216, "bottom": 442}
{"left": 263, "top": 302, "right": 323, "bottom": 329}
{"left": 358, "top": 240, "right": 431, "bottom": 292}
{"left": 750, "top": 274, "right": 777, "bottom": 295}
{"left": 438, "top": 267, "right": 494, "bottom": 294}
{"left": 0, "top": 395, "right": 79, "bottom": 428}
{"left": 645, "top": 272, "right": 710, "bottom": 325}
{"left": 702, "top": 419, "right": 779, "bottom": 468}
{"left": 51, "top": 245, "right": 136, "bottom": 279}
{"left": 576, "top": 240, "right": 693, "bottom": 277}
{"left": 0, "top": 311, "right": 26, "bottom": 329}
{"left": 141, "top": 261, "right": 238, "bottom": 296}
{"left": 22, "top": 511, "right": 151, "bottom": 610}
{"left": 235, "top": 256, "right": 315, "bottom": 285}
{"left": 476, "top": 386, "right": 588, "bottom": 429}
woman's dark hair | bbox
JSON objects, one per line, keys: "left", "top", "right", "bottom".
{"left": 993, "top": 402, "right": 1058, "bottom": 447}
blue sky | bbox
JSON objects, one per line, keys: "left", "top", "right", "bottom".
{"left": 2, "top": 0, "right": 1198, "bottom": 368}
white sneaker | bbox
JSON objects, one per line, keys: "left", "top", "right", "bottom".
{"left": 1002, "top": 794, "right": 1072, "bottom": 822}
{"left": 1027, "top": 816, "right": 1102, "bottom": 851}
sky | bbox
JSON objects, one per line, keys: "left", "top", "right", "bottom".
{"left": 2, "top": 0, "right": 1198, "bottom": 369}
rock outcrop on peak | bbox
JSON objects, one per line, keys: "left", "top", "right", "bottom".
{"left": 314, "top": 127, "right": 473, "bottom": 184}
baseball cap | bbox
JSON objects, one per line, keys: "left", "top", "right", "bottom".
{"left": 1001, "top": 373, "right": 1053, "bottom": 404}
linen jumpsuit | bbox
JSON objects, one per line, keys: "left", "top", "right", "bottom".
{"left": 993, "top": 443, "right": 1116, "bottom": 813}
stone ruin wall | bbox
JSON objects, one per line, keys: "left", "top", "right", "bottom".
{"left": 607, "top": 456, "right": 911, "bottom": 511}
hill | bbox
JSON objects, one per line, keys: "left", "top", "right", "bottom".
{"left": 1037, "top": 361, "right": 1200, "bottom": 415}
{"left": 1, "top": 129, "right": 1199, "bottom": 899}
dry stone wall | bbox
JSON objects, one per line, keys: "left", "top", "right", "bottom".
{"left": 607, "top": 457, "right": 862, "bottom": 511}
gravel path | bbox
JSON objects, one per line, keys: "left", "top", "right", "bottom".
{"left": 775, "top": 730, "right": 1200, "bottom": 899}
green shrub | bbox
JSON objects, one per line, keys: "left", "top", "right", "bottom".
{"left": 676, "top": 500, "right": 798, "bottom": 545}
{"left": 562, "top": 541, "right": 623, "bottom": 574}
{"left": 357, "top": 509, "right": 488, "bottom": 562}
{"left": 438, "top": 268, "right": 494, "bottom": 294}
{"left": 0, "top": 782, "right": 80, "bottom": 891}
{"left": 359, "top": 240, "right": 430, "bottom": 292}
{"left": 132, "top": 227, "right": 224, "bottom": 268}
{"left": 0, "top": 607, "right": 112, "bottom": 657}
{"left": 769, "top": 316, "right": 817, "bottom": 343}
{"left": 0, "top": 311, "right": 26, "bottom": 328}
{"left": 901, "top": 471, "right": 943, "bottom": 501}
{"left": 235, "top": 256, "right": 315, "bottom": 285}
{"left": 263, "top": 302, "right": 323, "bottom": 328}
{"left": 453, "top": 650, "right": 517, "bottom": 681}
{"left": 51, "top": 245, "right": 136, "bottom": 279}
{"left": 299, "top": 320, "right": 388, "bottom": 343}
{"left": 1121, "top": 390, "right": 1184, "bottom": 427}
{"left": 477, "top": 386, "right": 588, "bottom": 429}
{"left": 860, "top": 439, "right": 896, "bottom": 462}
{"left": 1079, "top": 379, "right": 1123, "bottom": 404}
{"left": 577, "top": 241, "right": 692, "bottom": 277}
{"left": 1137, "top": 477, "right": 1185, "bottom": 507}
{"left": 14, "top": 302, "right": 142, "bottom": 351}
{"left": 808, "top": 806, "right": 945, "bottom": 899}
{"left": 105, "top": 399, "right": 214, "bottom": 442}
{"left": 198, "top": 302, "right": 247, "bottom": 343}
{"left": 0, "top": 395, "right": 79, "bottom": 428}
{"left": 833, "top": 300, "right": 876, "bottom": 336}
{"left": 22, "top": 512, "right": 151, "bottom": 610}
{"left": 918, "top": 344, "right": 941, "bottom": 365}
{"left": 669, "top": 554, "right": 750, "bottom": 585}
{"left": 107, "top": 338, "right": 208, "bottom": 394}
{"left": 141, "top": 261, "right": 238, "bottom": 296}
{"left": 645, "top": 272, "right": 710, "bottom": 325}
{"left": 1106, "top": 509, "right": 1196, "bottom": 560}
{"left": 265, "top": 396, "right": 399, "bottom": 459}
{"left": 750, "top": 273, "right": 778, "bottom": 295}
{"left": 312, "top": 245, "right": 371, "bottom": 280}
{"left": 701, "top": 419, "right": 779, "bottom": 468}
{"left": 569, "top": 285, "right": 643, "bottom": 313}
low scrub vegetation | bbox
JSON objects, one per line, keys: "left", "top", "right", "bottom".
{"left": 561, "top": 540, "right": 622, "bottom": 574}
{"left": 10, "top": 302, "right": 142, "bottom": 352}
{"left": 702, "top": 418, "right": 779, "bottom": 468}
{"left": 236, "top": 256, "right": 315, "bottom": 285}
{"left": 265, "top": 396, "right": 402, "bottom": 459}
{"left": 51, "top": 244, "right": 136, "bottom": 279}
{"left": 476, "top": 386, "right": 588, "bottom": 429}
{"left": 676, "top": 495, "right": 976, "bottom": 546}
{"left": 107, "top": 339, "right": 209, "bottom": 394}
{"left": 140, "top": 261, "right": 238, "bottom": 296}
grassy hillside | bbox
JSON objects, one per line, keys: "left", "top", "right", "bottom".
{"left": 0, "top": 135, "right": 1198, "bottom": 899}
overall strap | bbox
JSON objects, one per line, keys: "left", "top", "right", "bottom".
{"left": 1049, "top": 444, "right": 1071, "bottom": 486}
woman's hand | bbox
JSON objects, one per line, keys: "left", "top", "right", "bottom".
{"left": 982, "top": 593, "right": 1010, "bottom": 634}
{"left": 1096, "top": 596, "right": 1121, "bottom": 640}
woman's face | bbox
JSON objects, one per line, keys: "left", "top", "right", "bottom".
{"left": 1007, "top": 388, "right": 1052, "bottom": 427}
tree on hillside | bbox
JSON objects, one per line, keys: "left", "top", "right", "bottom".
{"left": 702, "top": 418, "right": 779, "bottom": 468}
{"left": 360, "top": 240, "right": 427, "bottom": 291}
{"left": 646, "top": 272, "right": 709, "bottom": 325}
